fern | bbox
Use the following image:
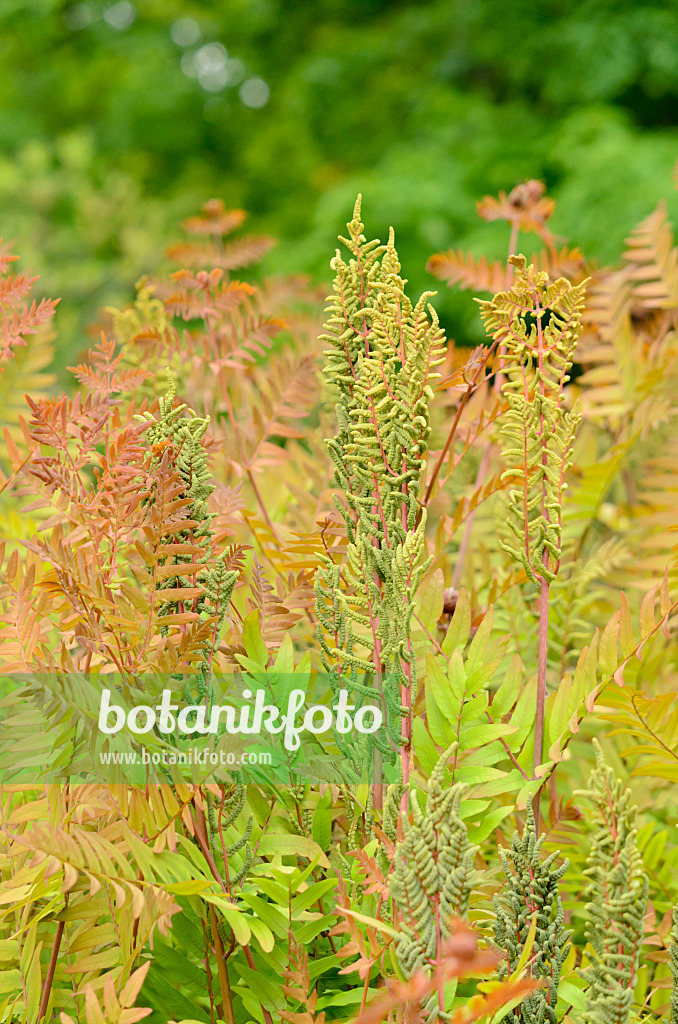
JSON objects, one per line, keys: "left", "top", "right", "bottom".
{"left": 577, "top": 740, "right": 649, "bottom": 1024}
{"left": 314, "top": 195, "right": 445, "bottom": 788}
{"left": 389, "top": 745, "right": 477, "bottom": 982}
{"left": 493, "top": 805, "right": 571, "bottom": 1024}
{"left": 477, "top": 254, "right": 586, "bottom": 786}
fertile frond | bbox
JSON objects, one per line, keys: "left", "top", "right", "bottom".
{"left": 493, "top": 805, "right": 571, "bottom": 1024}
{"left": 479, "top": 255, "right": 587, "bottom": 584}
{"left": 314, "top": 197, "right": 445, "bottom": 780}
{"left": 577, "top": 740, "right": 649, "bottom": 1024}
{"left": 390, "top": 745, "right": 477, "bottom": 977}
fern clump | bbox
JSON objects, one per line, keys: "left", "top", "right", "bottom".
{"left": 314, "top": 196, "right": 445, "bottom": 783}
{"left": 493, "top": 805, "right": 571, "bottom": 1024}
{"left": 577, "top": 740, "right": 648, "bottom": 1024}
{"left": 389, "top": 745, "right": 477, "bottom": 978}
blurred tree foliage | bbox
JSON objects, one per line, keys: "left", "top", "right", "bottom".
{"left": 2, "top": 0, "right": 678, "bottom": 365}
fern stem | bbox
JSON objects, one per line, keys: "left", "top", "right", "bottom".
{"left": 203, "top": 924, "right": 217, "bottom": 1024}
{"left": 533, "top": 576, "right": 550, "bottom": 827}
{"left": 360, "top": 968, "right": 372, "bottom": 1015}
{"left": 208, "top": 904, "right": 235, "bottom": 1024}
{"left": 435, "top": 893, "right": 445, "bottom": 1015}
{"left": 38, "top": 910, "right": 66, "bottom": 1021}
{"left": 242, "top": 944, "right": 275, "bottom": 1024}
{"left": 451, "top": 443, "right": 491, "bottom": 588}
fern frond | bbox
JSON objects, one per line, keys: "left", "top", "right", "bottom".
{"left": 623, "top": 201, "right": 678, "bottom": 309}
{"left": 577, "top": 741, "right": 648, "bottom": 1024}
{"left": 479, "top": 255, "right": 586, "bottom": 583}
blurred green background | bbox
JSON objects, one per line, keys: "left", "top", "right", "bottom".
{"left": 3, "top": 0, "right": 678, "bottom": 367}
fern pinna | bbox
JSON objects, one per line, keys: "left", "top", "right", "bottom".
{"left": 314, "top": 196, "right": 445, "bottom": 791}
{"left": 478, "top": 255, "right": 586, "bottom": 799}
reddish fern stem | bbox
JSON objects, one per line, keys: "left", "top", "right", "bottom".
{"left": 38, "top": 905, "right": 67, "bottom": 1021}
{"left": 533, "top": 291, "right": 551, "bottom": 832}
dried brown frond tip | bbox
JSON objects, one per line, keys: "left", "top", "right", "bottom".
{"left": 181, "top": 198, "right": 247, "bottom": 236}
{"left": 477, "top": 179, "right": 555, "bottom": 243}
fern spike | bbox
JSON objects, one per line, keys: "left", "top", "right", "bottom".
{"left": 493, "top": 804, "right": 571, "bottom": 1024}
{"left": 670, "top": 906, "right": 678, "bottom": 1024}
{"left": 314, "top": 197, "right": 445, "bottom": 797}
{"left": 576, "top": 740, "right": 648, "bottom": 1024}
{"left": 478, "top": 256, "right": 587, "bottom": 809}
{"left": 389, "top": 744, "right": 477, "bottom": 1019}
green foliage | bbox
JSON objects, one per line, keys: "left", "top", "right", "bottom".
{"left": 3, "top": 172, "right": 678, "bottom": 1024}
{"left": 493, "top": 805, "right": 571, "bottom": 1024}
{"left": 578, "top": 741, "right": 649, "bottom": 1024}
{"left": 2, "top": 1, "right": 678, "bottom": 363}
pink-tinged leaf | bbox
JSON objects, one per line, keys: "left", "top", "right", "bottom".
{"left": 548, "top": 738, "right": 563, "bottom": 763}
{"left": 613, "top": 666, "right": 625, "bottom": 687}
{"left": 661, "top": 612, "right": 672, "bottom": 640}
{"left": 660, "top": 568, "right": 671, "bottom": 615}
{"left": 62, "top": 862, "right": 79, "bottom": 892}
{"left": 640, "top": 584, "right": 658, "bottom": 637}
{"left": 585, "top": 683, "right": 602, "bottom": 712}
{"left": 103, "top": 974, "right": 121, "bottom": 1019}
{"left": 599, "top": 610, "right": 620, "bottom": 678}
{"left": 118, "top": 1010, "right": 153, "bottom": 1024}
{"left": 120, "top": 961, "right": 151, "bottom": 1008}
{"left": 85, "top": 986, "right": 106, "bottom": 1024}
{"left": 567, "top": 710, "right": 580, "bottom": 734}
{"left": 619, "top": 593, "right": 634, "bottom": 657}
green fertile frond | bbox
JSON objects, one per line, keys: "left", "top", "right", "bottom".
{"left": 493, "top": 804, "right": 571, "bottom": 1024}
{"left": 577, "top": 740, "right": 648, "bottom": 1024}
{"left": 389, "top": 744, "right": 477, "bottom": 977}
{"left": 670, "top": 906, "right": 678, "bottom": 1024}
{"left": 319, "top": 196, "right": 445, "bottom": 543}
{"left": 314, "top": 197, "right": 445, "bottom": 773}
{"left": 479, "top": 255, "right": 586, "bottom": 584}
